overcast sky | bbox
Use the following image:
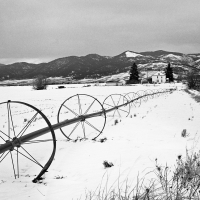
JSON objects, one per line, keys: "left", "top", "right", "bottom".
{"left": 0, "top": 0, "right": 200, "bottom": 64}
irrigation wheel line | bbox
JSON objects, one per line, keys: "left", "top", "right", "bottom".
{"left": 124, "top": 92, "right": 141, "bottom": 108}
{"left": 102, "top": 94, "right": 130, "bottom": 118}
{"left": 57, "top": 94, "right": 106, "bottom": 140}
{"left": 0, "top": 88, "right": 176, "bottom": 182}
{"left": 145, "top": 89, "right": 154, "bottom": 100}
{"left": 0, "top": 100, "right": 56, "bottom": 183}
{"left": 136, "top": 90, "right": 149, "bottom": 103}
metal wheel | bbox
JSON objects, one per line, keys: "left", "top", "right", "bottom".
{"left": 155, "top": 89, "right": 161, "bottom": 97}
{"left": 124, "top": 92, "right": 141, "bottom": 107}
{"left": 157, "top": 89, "right": 162, "bottom": 96}
{"left": 103, "top": 94, "right": 130, "bottom": 118}
{"left": 57, "top": 94, "right": 106, "bottom": 140}
{"left": 145, "top": 90, "right": 154, "bottom": 99}
{"left": 137, "top": 90, "right": 148, "bottom": 103}
{"left": 0, "top": 101, "right": 56, "bottom": 182}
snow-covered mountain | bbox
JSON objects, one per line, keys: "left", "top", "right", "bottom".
{"left": 0, "top": 50, "right": 199, "bottom": 81}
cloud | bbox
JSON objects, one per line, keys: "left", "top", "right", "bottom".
{"left": 0, "top": 0, "right": 200, "bottom": 63}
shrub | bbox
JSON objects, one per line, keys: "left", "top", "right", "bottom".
{"left": 181, "top": 129, "right": 189, "bottom": 137}
{"left": 58, "top": 86, "right": 65, "bottom": 89}
{"left": 103, "top": 160, "right": 114, "bottom": 168}
{"left": 99, "top": 138, "right": 107, "bottom": 143}
{"left": 187, "top": 72, "right": 198, "bottom": 89}
{"left": 114, "top": 119, "right": 118, "bottom": 125}
{"left": 32, "top": 75, "right": 47, "bottom": 90}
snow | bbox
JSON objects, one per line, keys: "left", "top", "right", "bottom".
{"left": 162, "top": 54, "right": 182, "bottom": 60}
{"left": 0, "top": 83, "right": 200, "bottom": 200}
{"left": 195, "top": 59, "right": 200, "bottom": 64}
{"left": 125, "top": 51, "right": 143, "bottom": 58}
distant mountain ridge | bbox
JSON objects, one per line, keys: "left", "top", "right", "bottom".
{"left": 0, "top": 50, "right": 200, "bottom": 80}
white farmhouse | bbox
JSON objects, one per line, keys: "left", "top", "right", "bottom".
{"left": 152, "top": 71, "right": 166, "bottom": 83}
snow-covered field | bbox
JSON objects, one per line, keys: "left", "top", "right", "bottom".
{"left": 0, "top": 83, "right": 200, "bottom": 200}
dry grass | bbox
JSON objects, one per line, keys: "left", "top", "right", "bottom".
{"left": 184, "top": 89, "right": 200, "bottom": 103}
{"left": 82, "top": 150, "right": 200, "bottom": 200}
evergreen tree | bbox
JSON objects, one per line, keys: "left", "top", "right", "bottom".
{"left": 187, "top": 71, "right": 197, "bottom": 89}
{"left": 128, "top": 62, "right": 139, "bottom": 83}
{"left": 165, "top": 63, "right": 174, "bottom": 82}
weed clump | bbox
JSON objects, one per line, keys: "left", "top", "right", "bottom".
{"left": 181, "top": 129, "right": 189, "bottom": 137}
{"left": 103, "top": 161, "right": 114, "bottom": 168}
{"left": 84, "top": 151, "right": 200, "bottom": 199}
{"left": 99, "top": 138, "right": 107, "bottom": 143}
{"left": 114, "top": 119, "right": 118, "bottom": 125}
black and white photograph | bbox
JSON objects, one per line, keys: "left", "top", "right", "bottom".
{"left": 0, "top": 0, "right": 200, "bottom": 199}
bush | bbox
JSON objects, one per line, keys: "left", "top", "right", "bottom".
{"left": 103, "top": 160, "right": 114, "bottom": 168}
{"left": 58, "top": 86, "right": 65, "bottom": 89}
{"left": 187, "top": 71, "right": 199, "bottom": 90}
{"left": 181, "top": 129, "right": 189, "bottom": 137}
{"left": 32, "top": 75, "right": 47, "bottom": 90}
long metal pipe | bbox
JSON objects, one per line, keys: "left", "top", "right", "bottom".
{"left": 0, "top": 90, "right": 171, "bottom": 154}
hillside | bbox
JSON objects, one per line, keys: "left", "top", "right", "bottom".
{"left": 0, "top": 50, "right": 200, "bottom": 80}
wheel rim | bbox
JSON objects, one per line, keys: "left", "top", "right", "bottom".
{"left": 137, "top": 90, "right": 148, "bottom": 103}
{"left": 57, "top": 94, "right": 106, "bottom": 140}
{"left": 124, "top": 92, "right": 141, "bottom": 107}
{"left": 0, "top": 101, "right": 56, "bottom": 181}
{"left": 145, "top": 90, "right": 154, "bottom": 99}
{"left": 103, "top": 94, "right": 130, "bottom": 118}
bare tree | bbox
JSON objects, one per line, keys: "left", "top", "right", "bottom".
{"left": 32, "top": 75, "right": 47, "bottom": 90}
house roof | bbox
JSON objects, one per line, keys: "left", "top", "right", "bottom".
{"left": 152, "top": 71, "right": 165, "bottom": 76}
{"left": 141, "top": 71, "right": 165, "bottom": 79}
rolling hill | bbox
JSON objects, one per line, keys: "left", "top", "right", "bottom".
{"left": 0, "top": 50, "right": 200, "bottom": 80}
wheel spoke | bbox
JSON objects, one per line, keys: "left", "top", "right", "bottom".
{"left": 7, "top": 102, "right": 11, "bottom": 139}
{"left": 24, "top": 139, "right": 55, "bottom": 144}
{"left": 81, "top": 122, "right": 86, "bottom": 138}
{"left": 116, "top": 95, "right": 122, "bottom": 106}
{"left": 77, "top": 95, "right": 82, "bottom": 115}
{"left": 84, "top": 100, "right": 95, "bottom": 115}
{"left": 17, "top": 112, "right": 39, "bottom": 138}
{"left": 116, "top": 109, "right": 121, "bottom": 117}
{"left": 0, "top": 151, "right": 10, "bottom": 162}
{"left": 7, "top": 102, "right": 16, "bottom": 137}
{"left": 17, "top": 148, "right": 19, "bottom": 178}
{"left": 0, "top": 132, "right": 9, "bottom": 141}
{"left": 111, "top": 96, "right": 116, "bottom": 107}
{"left": 112, "top": 106, "right": 121, "bottom": 117}
{"left": 118, "top": 108, "right": 129, "bottom": 114}
{"left": 10, "top": 151, "right": 17, "bottom": 179}
{"left": 112, "top": 109, "right": 118, "bottom": 117}
{"left": 63, "top": 105, "right": 79, "bottom": 117}
{"left": 85, "top": 120, "right": 101, "bottom": 133}
{"left": 68, "top": 121, "right": 81, "bottom": 138}
{"left": 104, "top": 102, "right": 115, "bottom": 108}
{"left": 18, "top": 146, "right": 43, "bottom": 168}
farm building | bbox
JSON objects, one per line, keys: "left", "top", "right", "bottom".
{"left": 152, "top": 71, "right": 166, "bottom": 83}
{"left": 140, "top": 71, "right": 167, "bottom": 84}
